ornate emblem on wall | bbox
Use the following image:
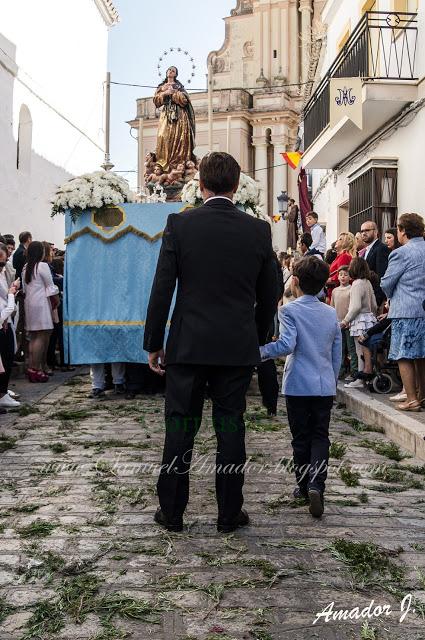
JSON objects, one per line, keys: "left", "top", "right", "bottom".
{"left": 243, "top": 41, "right": 254, "bottom": 58}
{"left": 335, "top": 87, "right": 356, "bottom": 107}
{"left": 211, "top": 52, "right": 230, "bottom": 74}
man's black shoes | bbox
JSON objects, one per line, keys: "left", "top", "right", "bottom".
{"left": 154, "top": 507, "right": 183, "bottom": 532}
{"left": 308, "top": 489, "right": 324, "bottom": 518}
{"left": 217, "top": 509, "right": 250, "bottom": 533}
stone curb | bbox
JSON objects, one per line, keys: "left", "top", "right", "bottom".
{"left": 337, "top": 383, "right": 425, "bottom": 461}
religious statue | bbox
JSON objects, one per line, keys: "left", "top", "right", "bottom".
{"left": 153, "top": 66, "right": 196, "bottom": 172}
{"left": 147, "top": 163, "right": 168, "bottom": 188}
{"left": 287, "top": 198, "right": 300, "bottom": 250}
{"left": 166, "top": 162, "right": 185, "bottom": 187}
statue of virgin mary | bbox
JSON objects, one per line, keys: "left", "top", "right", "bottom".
{"left": 153, "top": 66, "right": 196, "bottom": 172}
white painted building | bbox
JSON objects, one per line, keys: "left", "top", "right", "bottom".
{"left": 0, "top": 0, "right": 119, "bottom": 247}
{"left": 302, "top": 0, "right": 423, "bottom": 246}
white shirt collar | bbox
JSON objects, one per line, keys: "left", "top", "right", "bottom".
{"left": 204, "top": 196, "right": 234, "bottom": 205}
{"left": 365, "top": 238, "right": 378, "bottom": 256}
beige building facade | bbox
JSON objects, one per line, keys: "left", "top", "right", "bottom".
{"left": 129, "top": 0, "right": 324, "bottom": 248}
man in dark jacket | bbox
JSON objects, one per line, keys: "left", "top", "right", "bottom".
{"left": 12, "top": 231, "right": 32, "bottom": 281}
{"left": 144, "top": 152, "right": 277, "bottom": 533}
{"left": 360, "top": 221, "right": 390, "bottom": 306}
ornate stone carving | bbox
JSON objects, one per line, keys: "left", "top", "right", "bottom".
{"left": 243, "top": 41, "right": 254, "bottom": 58}
{"left": 231, "top": 0, "right": 253, "bottom": 16}
{"left": 211, "top": 52, "right": 230, "bottom": 74}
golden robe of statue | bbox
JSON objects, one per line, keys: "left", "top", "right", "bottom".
{"left": 153, "top": 66, "right": 196, "bottom": 172}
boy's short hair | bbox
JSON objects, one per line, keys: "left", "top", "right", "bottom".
{"left": 306, "top": 211, "right": 319, "bottom": 221}
{"left": 338, "top": 265, "right": 349, "bottom": 273}
{"left": 293, "top": 256, "right": 330, "bottom": 295}
{"left": 300, "top": 232, "right": 313, "bottom": 248}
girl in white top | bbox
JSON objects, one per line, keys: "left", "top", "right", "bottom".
{"left": 341, "top": 257, "right": 377, "bottom": 388}
{"left": 22, "top": 241, "right": 59, "bottom": 383}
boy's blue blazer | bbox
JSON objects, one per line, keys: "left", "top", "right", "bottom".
{"left": 260, "top": 295, "right": 342, "bottom": 396}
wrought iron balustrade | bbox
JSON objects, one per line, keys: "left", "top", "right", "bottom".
{"left": 303, "top": 11, "right": 418, "bottom": 150}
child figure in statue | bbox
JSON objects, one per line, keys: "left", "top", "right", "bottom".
{"left": 184, "top": 160, "right": 197, "bottom": 183}
{"left": 147, "top": 164, "right": 168, "bottom": 188}
{"left": 144, "top": 152, "right": 157, "bottom": 182}
{"left": 166, "top": 163, "right": 185, "bottom": 186}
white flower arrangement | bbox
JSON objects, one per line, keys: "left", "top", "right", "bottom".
{"left": 137, "top": 184, "right": 167, "bottom": 204}
{"left": 181, "top": 172, "right": 268, "bottom": 221}
{"left": 51, "top": 171, "right": 136, "bottom": 221}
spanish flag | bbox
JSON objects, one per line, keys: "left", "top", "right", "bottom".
{"left": 281, "top": 151, "right": 302, "bottom": 170}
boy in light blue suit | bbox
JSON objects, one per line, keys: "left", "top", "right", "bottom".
{"left": 260, "top": 257, "right": 342, "bottom": 518}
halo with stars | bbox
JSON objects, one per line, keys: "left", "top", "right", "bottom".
{"left": 157, "top": 47, "right": 197, "bottom": 85}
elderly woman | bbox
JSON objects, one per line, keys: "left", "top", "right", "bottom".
{"left": 381, "top": 213, "right": 425, "bottom": 412}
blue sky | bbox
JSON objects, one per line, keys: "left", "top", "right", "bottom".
{"left": 108, "top": 0, "right": 235, "bottom": 187}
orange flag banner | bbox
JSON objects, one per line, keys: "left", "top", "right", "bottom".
{"left": 281, "top": 151, "right": 302, "bottom": 170}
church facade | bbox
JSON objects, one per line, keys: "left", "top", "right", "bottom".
{"left": 129, "top": 0, "right": 324, "bottom": 246}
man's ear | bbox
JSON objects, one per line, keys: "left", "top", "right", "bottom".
{"left": 199, "top": 179, "right": 205, "bottom": 192}
{"left": 232, "top": 181, "right": 239, "bottom": 195}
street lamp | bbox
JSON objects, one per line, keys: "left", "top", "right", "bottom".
{"left": 277, "top": 191, "right": 289, "bottom": 217}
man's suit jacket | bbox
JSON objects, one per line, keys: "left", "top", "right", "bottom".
{"left": 144, "top": 198, "right": 277, "bottom": 366}
{"left": 12, "top": 244, "right": 26, "bottom": 281}
{"left": 365, "top": 240, "right": 390, "bottom": 305}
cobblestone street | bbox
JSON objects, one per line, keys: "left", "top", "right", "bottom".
{"left": 1, "top": 373, "right": 425, "bottom": 640}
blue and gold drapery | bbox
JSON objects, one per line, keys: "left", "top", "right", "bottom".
{"left": 63, "top": 203, "right": 179, "bottom": 364}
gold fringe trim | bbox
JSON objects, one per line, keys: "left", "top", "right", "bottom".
{"left": 64, "top": 225, "right": 164, "bottom": 245}
{"left": 64, "top": 320, "right": 171, "bottom": 327}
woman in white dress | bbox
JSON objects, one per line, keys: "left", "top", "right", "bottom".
{"left": 22, "top": 242, "right": 59, "bottom": 383}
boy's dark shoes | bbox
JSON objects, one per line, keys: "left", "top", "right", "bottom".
{"left": 88, "top": 388, "right": 106, "bottom": 400}
{"left": 267, "top": 407, "right": 277, "bottom": 417}
{"left": 125, "top": 392, "right": 136, "bottom": 400}
{"left": 293, "top": 487, "right": 309, "bottom": 502}
{"left": 114, "top": 383, "right": 126, "bottom": 395}
{"left": 217, "top": 508, "right": 250, "bottom": 533}
{"left": 154, "top": 507, "right": 183, "bottom": 532}
{"left": 308, "top": 489, "right": 324, "bottom": 518}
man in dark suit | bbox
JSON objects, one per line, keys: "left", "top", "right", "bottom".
{"left": 360, "top": 220, "right": 390, "bottom": 306}
{"left": 12, "top": 231, "right": 32, "bottom": 281}
{"left": 144, "top": 152, "right": 277, "bottom": 533}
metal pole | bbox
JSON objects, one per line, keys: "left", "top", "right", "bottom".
{"left": 101, "top": 71, "right": 114, "bottom": 171}
{"left": 137, "top": 117, "right": 144, "bottom": 192}
{"left": 208, "top": 63, "right": 214, "bottom": 152}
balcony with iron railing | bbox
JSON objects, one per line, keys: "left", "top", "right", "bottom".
{"left": 303, "top": 11, "right": 418, "bottom": 163}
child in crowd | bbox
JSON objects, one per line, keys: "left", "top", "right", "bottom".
{"left": 331, "top": 266, "right": 358, "bottom": 380}
{"left": 341, "top": 257, "right": 377, "bottom": 389}
{"left": 260, "top": 257, "right": 342, "bottom": 518}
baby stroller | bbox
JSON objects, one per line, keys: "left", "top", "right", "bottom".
{"left": 363, "top": 324, "right": 402, "bottom": 394}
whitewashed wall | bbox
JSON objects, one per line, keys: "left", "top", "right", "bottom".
{"left": 0, "top": 0, "right": 111, "bottom": 247}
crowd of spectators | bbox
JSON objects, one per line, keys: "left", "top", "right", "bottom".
{"left": 278, "top": 211, "right": 425, "bottom": 413}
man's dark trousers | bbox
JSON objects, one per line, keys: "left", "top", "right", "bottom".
{"left": 158, "top": 364, "right": 253, "bottom": 526}
{"left": 285, "top": 396, "right": 334, "bottom": 494}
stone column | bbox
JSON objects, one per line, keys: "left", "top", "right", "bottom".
{"left": 299, "top": 0, "right": 313, "bottom": 84}
{"left": 289, "top": 0, "right": 300, "bottom": 86}
{"left": 272, "top": 139, "right": 288, "bottom": 251}
{"left": 254, "top": 140, "right": 269, "bottom": 217}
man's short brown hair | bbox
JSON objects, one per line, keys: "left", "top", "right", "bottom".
{"left": 199, "top": 152, "right": 241, "bottom": 194}
{"left": 293, "top": 256, "right": 330, "bottom": 295}
{"left": 398, "top": 213, "right": 425, "bottom": 239}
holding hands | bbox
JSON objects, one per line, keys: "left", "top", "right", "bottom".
{"left": 9, "top": 279, "right": 20, "bottom": 296}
